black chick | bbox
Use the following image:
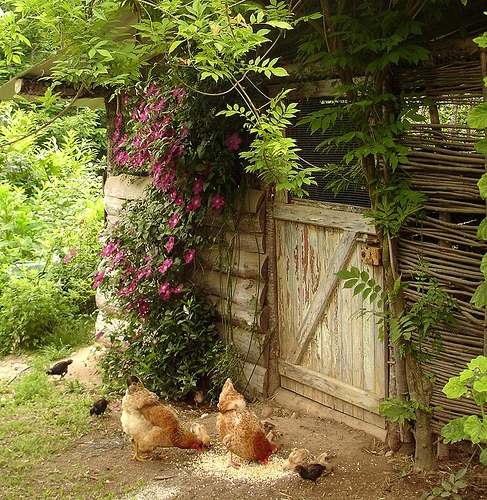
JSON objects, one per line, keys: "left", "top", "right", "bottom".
{"left": 294, "top": 463, "right": 330, "bottom": 484}
{"left": 46, "top": 359, "right": 73, "bottom": 379}
{"left": 90, "top": 398, "right": 108, "bottom": 416}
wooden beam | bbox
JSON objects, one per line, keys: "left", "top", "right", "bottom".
{"left": 279, "top": 361, "right": 382, "bottom": 413}
{"left": 274, "top": 202, "right": 375, "bottom": 234}
{"left": 199, "top": 246, "right": 268, "bottom": 280}
{"left": 272, "top": 387, "right": 387, "bottom": 441}
{"left": 14, "top": 77, "right": 108, "bottom": 99}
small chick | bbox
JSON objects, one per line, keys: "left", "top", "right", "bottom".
{"left": 295, "top": 462, "right": 331, "bottom": 484}
{"left": 90, "top": 398, "right": 109, "bottom": 416}
{"left": 46, "top": 359, "right": 73, "bottom": 379}
{"left": 282, "top": 448, "right": 309, "bottom": 471}
{"left": 315, "top": 451, "right": 337, "bottom": 464}
{"left": 261, "top": 420, "right": 275, "bottom": 434}
{"left": 266, "top": 428, "right": 284, "bottom": 453}
{"left": 193, "top": 390, "right": 205, "bottom": 408}
{"left": 190, "top": 422, "right": 211, "bottom": 447}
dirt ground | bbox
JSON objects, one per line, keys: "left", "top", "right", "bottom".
{"left": 3, "top": 347, "right": 487, "bottom": 500}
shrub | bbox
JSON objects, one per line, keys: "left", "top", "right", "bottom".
{"left": 96, "top": 78, "right": 243, "bottom": 399}
{"left": 48, "top": 198, "right": 104, "bottom": 314}
{"left": 100, "top": 294, "right": 238, "bottom": 401}
{"left": 0, "top": 271, "right": 77, "bottom": 353}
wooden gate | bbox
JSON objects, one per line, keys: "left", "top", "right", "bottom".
{"left": 274, "top": 200, "right": 387, "bottom": 436}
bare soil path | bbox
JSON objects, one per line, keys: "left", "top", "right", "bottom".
{"left": 2, "top": 346, "right": 486, "bottom": 499}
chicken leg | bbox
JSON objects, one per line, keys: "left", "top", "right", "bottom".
{"left": 132, "top": 440, "right": 147, "bottom": 462}
{"left": 226, "top": 451, "right": 241, "bottom": 468}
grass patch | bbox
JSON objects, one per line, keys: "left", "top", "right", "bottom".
{"left": 0, "top": 354, "right": 121, "bottom": 500}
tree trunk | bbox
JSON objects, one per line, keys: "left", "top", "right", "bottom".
{"left": 405, "top": 353, "right": 436, "bottom": 471}
{"left": 264, "top": 184, "right": 280, "bottom": 397}
{"left": 363, "top": 154, "right": 412, "bottom": 446}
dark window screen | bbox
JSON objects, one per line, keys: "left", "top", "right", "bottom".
{"left": 289, "top": 98, "right": 370, "bottom": 208}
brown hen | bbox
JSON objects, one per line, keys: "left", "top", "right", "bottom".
{"left": 121, "top": 375, "right": 204, "bottom": 461}
{"left": 216, "top": 378, "right": 275, "bottom": 466}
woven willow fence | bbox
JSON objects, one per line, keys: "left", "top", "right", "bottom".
{"left": 398, "top": 121, "right": 487, "bottom": 431}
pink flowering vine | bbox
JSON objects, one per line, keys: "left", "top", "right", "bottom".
{"left": 93, "top": 271, "right": 105, "bottom": 289}
{"left": 211, "top": 193, "right": 225, "bottom": 211}
{"left": 158, "top": 259, "right": 173, "bottom": 275}
{"left": 224, "top": 133, "right": 242, "bottom": 151}
{"left": 63, "top": 249, "right": 76, "bottom": 264}
{"left": 192, "top": 177, "right": 204, "bottom": 194}
{"left": 166, "top": 236, "right": 175, "bottom": 253}
{"left": 158, "top": 281, "right": 172, "bottom": 301}
{"left": 169, "top": 212, "right": 180, "bottom": 229}
{"left": 95, "top": 81, "right": 241, "bottom": 327}
{"left": 185, "top": 249, "right": 195, "bottom": 264}
{"left": 186, "top": 194, "right": 202, "bottom": 212}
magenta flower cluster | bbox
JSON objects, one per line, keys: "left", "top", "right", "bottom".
{"left": 94, "top": 82, "right": 239, "bottom": 322}
{"left": 112, "top": 86, "right": 187, "bottom": 190}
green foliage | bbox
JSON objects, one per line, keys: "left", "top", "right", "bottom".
{"left": 100, "top": 294, "right": 238, "bottom": 401}
{"left": 339, "top": 263, "right": 460, "bottom": 363}
{"left": 0, "top": 271, "right": 77, "bottom": 353}
{"left": 44, "top": 197, "right": 104, "bottom": 313}
{"left": 0, "top": 182, "right": 44, "bottom": 263}
{"left": 97, "top": 80, "right": 242, "bottom": 399}
{"left": 0, "top": 100, "right": 105, "bottom": 344}
{"left": 338, "top": 264, "right": 459, "bottom": 429}
{"left": 294, "top": 0, "right": 431, "bottom": 202}
{"left": 441, "top": 355, "right": 487, "bottom": 465}
{"left": 0, "top": 6, "right": 32, "bottom": 80}
{"left": 377, "top": 397, "right": 417, "bottom": 428}
{"left": 472, "top": 170, "right": 487, "bottom": 306}
{"left": 335, "top": 265, "right": 401, "bottom": 341}
{"left": 391, "top": 268, "right": 459, "bottom": 362}
{"left": 335, "top": 266, "right": 389, "bottom": 308}
{"left": 420, "top": 468, "right": 467, "bottom": 500}
{"left": 365, "top": 181, "right": 427, "bottom": 237}
{"left": 467, "top": 19, "right": 487, "bottom": 309}
{"left": 3, "top": 0, "right": 307, "bottom": 196}
{"left": 220, "top": 90, "right": 317, "bottom": 196}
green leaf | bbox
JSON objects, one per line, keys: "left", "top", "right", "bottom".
{"left": 467, "top": 103, "right": 487, "bottom": 129}
{"left": 271, "top": 66, "right": 289, "bottom": 77}
{"left": 473, "top": 378, "right": 487, "bottom": 393}
{"left": 169, "top": 40, "right": 184, "bottom": 53}
{"left": 477, "top": 218, "right": 487, "bottom": 240}
{"left": 470, "top": 281, "right": 487, "bottom": 308}
{"left": 442, "top": 377, "right": 468, "bottom": 399}
{"left": 477, "top": 173, "right": 487, "bottom": 200}
{"left": 468, "top": 355, "right": 487, "bottom": 373}
{"left": 441, "top": 417, "right": 469, "bottom": 444}
{"left": 479, "top": 446, "right": 487, "bottom": 465}
{"left": 336, "top": 269, "right": 354, "bottom": 279}
{"left": 266, "top": 20, "right": 292, "bottom": 29}
{"left": 343, "top": 278, "right": 358, "bottom": 289}
{"left": 463, "top": 414, "right": 487, "bottom": 444}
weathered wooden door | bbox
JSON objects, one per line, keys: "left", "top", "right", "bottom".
{"left": 274, "top": 200, "right": 387, "bottom": 434}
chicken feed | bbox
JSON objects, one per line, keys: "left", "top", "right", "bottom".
{"left": 191, "top": 442, "right": 293, "bottom": 483}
